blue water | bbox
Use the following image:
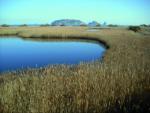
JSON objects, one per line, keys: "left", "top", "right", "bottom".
{"left": 0, "top": 36, "right": 106, "bottom": 72}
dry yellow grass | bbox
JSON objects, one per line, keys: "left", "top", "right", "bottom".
{"left": 0, "top": 26, "right": 150, "bottom": 113}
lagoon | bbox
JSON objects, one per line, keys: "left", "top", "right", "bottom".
{"left": 0, "top": 36, "right": 106, "bottom": 72}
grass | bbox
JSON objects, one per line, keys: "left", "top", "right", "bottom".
{"left": 0, "top": 26, "right": 150, "bottom": 113}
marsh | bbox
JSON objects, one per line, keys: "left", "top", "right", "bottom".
{"left": 0, "top": 26, "right": 149, "bottom": 113}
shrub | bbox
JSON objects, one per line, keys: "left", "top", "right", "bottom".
{"left": 128, "top": 26, "right": 141, "bottom": 32}
{"left": 96, "top": 23, "right": 101, "bottom": 27}
{"left": 80, "top": 23, "right": 87, "bottom": 27}
{"left": 140, "top": 24, "right": 148, "bottom": 27}
{"left": 59, "top": 23, "right": 65, "bottom": 26}
{"left": 1, "top": 24, "right": 9, "bottom": 27}
{"left": 40, "top": 24, "right": 50, "bottom": 27}
{"left": 108, "top": 24, "right": 118, "bottom": 27}
{"left": 20, "top": 24, "right": 28, "bottom": 27}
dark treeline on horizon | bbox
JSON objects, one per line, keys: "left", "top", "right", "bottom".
{"left": 0, "top": 19, "right": 150, "bottom": 27}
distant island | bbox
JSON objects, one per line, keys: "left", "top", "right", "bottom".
{"left": 51, "top": 19, "right": 101, "bottom": 27}
{"left": 0, "top": 19, "right": 104, "bottom": 27}
{"left": 51, "top": 19, "right": 86, "bottom": 26}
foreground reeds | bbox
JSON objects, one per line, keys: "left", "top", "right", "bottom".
{"left": 0, "top": 26, "right": 150, "bottom": 113}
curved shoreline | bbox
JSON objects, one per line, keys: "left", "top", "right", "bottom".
{"left": 0, "top": 34, "right": 110, "bottom": 49}
{"left": 0, "top": 35, "right": 108, "bottom": 73}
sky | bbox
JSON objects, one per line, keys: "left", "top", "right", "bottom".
{"left": 0, "top": 0, "right": 150, "bottom": 25}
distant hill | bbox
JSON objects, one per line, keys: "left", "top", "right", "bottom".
{"left": 88, "top": 21, "right": 100, "bottom": 27}
{"left": 51, "top": 19, "right": 86, "bottom": 26}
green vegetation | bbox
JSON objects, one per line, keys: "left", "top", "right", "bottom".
{"left": 40, "top": 24, "right": 50, "bottom": 27}
{"left": 128, "top": 26, "right": 141, "bottom": 32}
{"left": 140, "top": 24, "right": 150, "bottom": 27}
{"left": 20, "top": 24, "right": 28, "bottom": 27}
{"left": 0, "top": 24, "right": 9, "bottom": 27}
{"left": 0, "top": 26, "right": 150, "bottom": 113}
{"left": 108, "top": 24, "right": 118, "bottom": 27}
{"left": 80, "top": 23, "right": 87, "bottom": 27}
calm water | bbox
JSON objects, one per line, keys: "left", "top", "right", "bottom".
{"left": 0, "top": 36, "right": 106, "bottom": 72}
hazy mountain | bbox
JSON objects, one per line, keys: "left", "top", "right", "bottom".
{"left": 88, "top": 21, "right": 100, "bottom": 27}
{"left": 51, "top": 19, "right": 86, "bottom": 26}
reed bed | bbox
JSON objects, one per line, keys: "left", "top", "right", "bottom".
{"left": 0, "top": 26, "right": 150, "bottom": 113}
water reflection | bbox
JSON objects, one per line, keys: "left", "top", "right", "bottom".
{"left": 0, "top": 36, "right": 106, "bottom": 72}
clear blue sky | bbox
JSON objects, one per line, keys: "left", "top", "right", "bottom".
{"left": 0, "top": 0, "right": 150, "bottom": 25}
